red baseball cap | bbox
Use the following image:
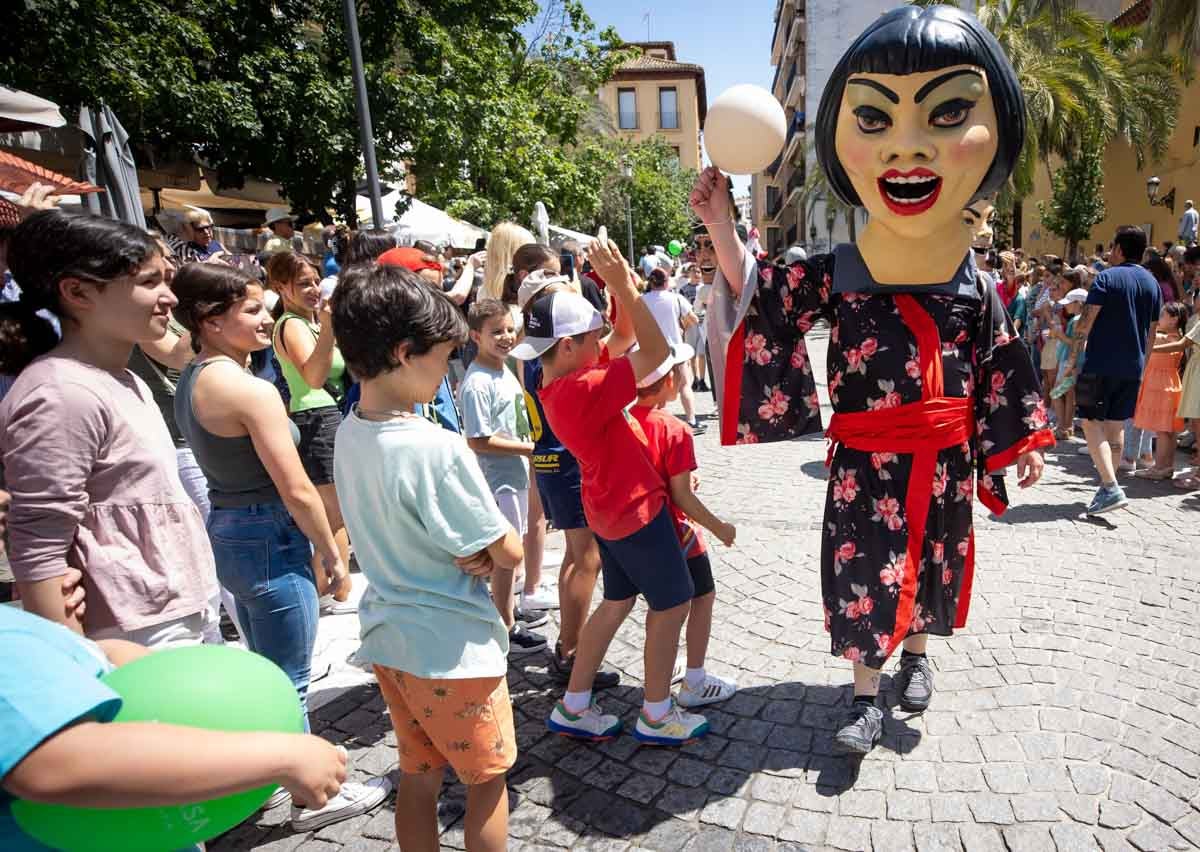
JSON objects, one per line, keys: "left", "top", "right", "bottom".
{"left": 378, "top": 247, "right": 442, "bottom": 274}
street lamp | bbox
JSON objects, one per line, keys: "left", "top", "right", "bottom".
{"left": 621, "top": 159, "right": 635, "bottom": 261}
{"left": 809, "top": 223, "right": 818, "bottom": 252}
{"left": 825, "top": 205, "right": 836, "bottom": 253}
{"left": 1147, "top": 176, "right": 1176, "bottom": 214}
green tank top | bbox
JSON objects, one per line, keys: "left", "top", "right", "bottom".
{"left": 273, "top": 311, "right": 346, "bottom": 413}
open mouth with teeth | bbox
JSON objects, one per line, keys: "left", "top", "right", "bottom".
{"left": 877, "top": 169, "right": 942, "bottom": 216}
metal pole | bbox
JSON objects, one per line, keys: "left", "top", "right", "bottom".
{"left": 343, "top": 0, "right": 384, "bottom": 227}
{"left": 625, "top": 193, "right": 635, "bottom": 262}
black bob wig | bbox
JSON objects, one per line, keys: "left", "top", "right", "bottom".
{"left": 814, "top": 5, "right": 1025, "bottom": 208}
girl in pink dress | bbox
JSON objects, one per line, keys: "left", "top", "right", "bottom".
{"left": 1132, "top": 302, "right": 1191, "bottom": 480}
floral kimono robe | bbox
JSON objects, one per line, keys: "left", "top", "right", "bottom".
{"left": 707, "top": 245, "right": 1054, "bottom": 668}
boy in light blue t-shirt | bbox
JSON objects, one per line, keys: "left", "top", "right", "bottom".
{"left": 458, "top": 298, "right": 549, "bottom": 655}
{"left": 330, "top": 264, "right": 524, "bottom": 852}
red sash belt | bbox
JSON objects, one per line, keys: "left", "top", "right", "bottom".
{"left": 826, "top": 396, "right": 974, "bottom": 657}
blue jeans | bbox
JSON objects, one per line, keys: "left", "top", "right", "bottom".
{"left": 207, "top": 502, "right": 318, "bottom": 727}
{"left": 1122, "top": 419, "right": 1153, "bottom": 462}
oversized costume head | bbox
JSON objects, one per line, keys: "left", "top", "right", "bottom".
{"left": 814, "top": 5, "right": 1024, "bottom": 242}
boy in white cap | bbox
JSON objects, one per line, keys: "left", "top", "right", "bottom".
{"left": 631, "top": 342, "right": 739, "bottom": 708}
{"left": 513, "top": 239, "right": 709, "bottom": 746}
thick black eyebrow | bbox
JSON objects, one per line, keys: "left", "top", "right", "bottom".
{"left": 914, "top": 68, "right": 983, "bottom": 104}
{"left": 964, "top": 206, "right": 982, "bottom": 218}
{"left": 847, "top": 78, "right": 899, "bottom": 104}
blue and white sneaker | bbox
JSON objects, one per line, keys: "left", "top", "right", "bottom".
{"left": 632, "top": 700, "right": 709, "bottom": 746}
{"left": 1086, "top": 485, "right": 1129, "bottom": 516}
{"left": 548, "top": 701, "right": 622, "bottom": 741}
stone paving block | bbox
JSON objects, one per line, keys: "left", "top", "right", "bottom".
{"left": 931, "top": 793, "right": 973, "bottom": 822}
{"left": 668, "top": 756, "right": 715, "bottom": 787}
{"left": 779, "top": 808, "right": 829, "bottom": 845}
{"left": 872, "top": 820, "right": 916, "bottom": 852}
{"left": 967, "top": 793, "right": 1015, "bottom": 825}
{"left": 615, "top": 772, "right": 667, "bottom": 805}
{"left": 1056, "top": 792, "right": 1099, "bottom": 825}
{"left": 958, "top": 824, "right": 1006, "bottom": 852}
{"left": 1010, "top": 792, "right": 1062, "bottom": 822}
{"left": 1135, "top": 786, "right": 1191, "bottom": 823}
{"left": 1098, "top": 801, "right": 1142, "bottom": 829}
{"left": 636, "top": 818, "right": 696, "bottom": 852}
{"left": 837, "top": 789, "right": 886, "bottom": 819}
{"left": 983, "top": 762, "right": 1029, "bottom": 794}
{"left": 887, "top": 789, "right": 932, "bottom": 822}
{"left": 683, "top": 826, "right": 736, "bottom": 852}
{"left": 1001, "top": 824, "right": 1056, "bottom": 852}
{"left": 656, "top": 786, "right": 709, "bottom": 821}
{"left": 825, "top": 816, "right": 873, "bottom": 851}
{"left": 741, "top": 802, "right": 786, "bottom": 837}
{"left": 699, "top": 796, "right": 748, "bottom": 830}
{"left": 1126, "top": 820, "right": 1192, "bottom": 851}
{"left": 894, "top": 761, "right": 939, "bottom": 792}
{"left": 914, "top": 822, "right": 960, "bottom": 852}
{"left": 1070, "top": 763, "right": 1112, "bottom": 796}
{"left": 749, "top": 773, "right": 794, "bottom": 804}
{"left": 1051, "top": 823, "right": 1103, "bottom": 852}
{"left": 939, "top": 764, "right": 987, "bottom": 792}
{"left": 791, "top": 783, "right": 837, "bottom": 813}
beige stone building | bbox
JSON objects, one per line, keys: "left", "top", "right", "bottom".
{"left": 598, "top": 41, "right": 707, "bottom": 172}
{"left": 1016, "top": 0, "right": 1199, "bottom": 257}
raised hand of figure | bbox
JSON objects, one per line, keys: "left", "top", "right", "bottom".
{"left": 1016, "top": 451, "right": 1044, "bottom": 489}
{"left": 689, "top": 167, "right": 733, "bottom": 226}
{"left": 586, "top": 236, "right": 630, "bottom": 291}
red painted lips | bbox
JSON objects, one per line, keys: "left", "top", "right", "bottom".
{"left": 877, "top": 168, "right": 942, "bottom": 216}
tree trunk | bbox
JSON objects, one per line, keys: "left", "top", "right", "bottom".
{"left": 1012, "top": 201, "right": 1023, "bottom": 249}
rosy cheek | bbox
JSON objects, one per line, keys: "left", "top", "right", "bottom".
{"left": 949, "top": 125, "right": 995, "bottom": 169}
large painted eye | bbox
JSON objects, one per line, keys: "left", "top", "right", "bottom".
{"left": 853, "top": 105, "right": 891, "bottom": 134}
{"left": 930, "top": 98, "right": 974, "bottom": 128}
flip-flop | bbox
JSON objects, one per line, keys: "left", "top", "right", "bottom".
{"left": 1173, "top": 474, "right": 1200, "bottom": 490}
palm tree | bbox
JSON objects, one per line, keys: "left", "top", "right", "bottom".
{"left": 1145, "top": 0, "right": 1200, "bottom": 79}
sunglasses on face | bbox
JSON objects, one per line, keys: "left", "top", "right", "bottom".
{"left": 193, "top": 224, "right": 213, "bottom": 232}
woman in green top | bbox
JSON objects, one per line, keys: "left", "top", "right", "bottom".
{"left": 267, "top": 251, "right": 352, "bottom": 607}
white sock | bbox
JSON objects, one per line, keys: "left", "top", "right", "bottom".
{"left": 643, "top": 697, "right": 672, "bottom": 721}
{"left": 563, "top": 689, "right": 591, "bottom": 714}
{"left": 685, "top": 667, "right": 706, "bottom": 689}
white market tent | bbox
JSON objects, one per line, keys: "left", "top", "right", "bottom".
{"left": 356, "top": 192, "right": 486, "bottom": 248}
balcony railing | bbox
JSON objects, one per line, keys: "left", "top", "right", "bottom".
{"left": 765, "top": 152, "right": 784, "bottom": 178}
{"left": 618, "top": 113, "right": 639, "bottom": 130}
{"left": 657, "top": 111, "right": 680, "bottom": 130}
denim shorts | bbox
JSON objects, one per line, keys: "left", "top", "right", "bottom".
{"left": 291, "top": 405, "right": 341, "bottom": 486}
{"left": 207, "top": 502, "right": 318, "bottom": 717}
{"left": 596, "top": 506, "right": 693, "bottom": 611}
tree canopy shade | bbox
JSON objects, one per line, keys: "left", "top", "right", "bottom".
{"left": 1, "top": 0, "right": 628, "bottom": 227}
{"left": 1037, "top": 132, "right": 1107, "bottom": 260}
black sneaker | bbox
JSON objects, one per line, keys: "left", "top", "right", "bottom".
{"left": 894, "top": 654, "right": 934, "bottom": 712}
{"left": 833, "top": 702, "right": 884, "bottom": 755}
{"left": 688, "top": 421, "right": 707, "bottom": 435}
{"left": 515, "top": 607, "right": 549, "bottom": 629}
{"left": 698, "top": 380, "right": 710, "bottom": 392}
{"left": 549, "top": 643, "right": 620, "bottom": 689}
{"left": 508, "top": 624, "right": 548, "bottom": 656}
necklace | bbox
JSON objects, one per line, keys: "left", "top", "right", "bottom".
{"left": 354, "top": 403, "right": 418, "bottom": 421}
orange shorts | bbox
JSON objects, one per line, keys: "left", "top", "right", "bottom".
{"left": 373, "top": 666, "right": 516, "bottom": 784}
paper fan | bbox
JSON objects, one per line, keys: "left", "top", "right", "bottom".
{"left": 0, "top": 150, "right": 104, "bottom": 196}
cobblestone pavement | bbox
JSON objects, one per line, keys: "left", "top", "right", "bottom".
{"left": 213, "top": 328, "right": 1199, "bottom": 852}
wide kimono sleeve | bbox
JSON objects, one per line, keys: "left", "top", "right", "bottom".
{"left": 707, "top": 250, "right": 834, "bottom": 446}
{"left": 972, "top": 280, "right": 1056, "bottom": 514}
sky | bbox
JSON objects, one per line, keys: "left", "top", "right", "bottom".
{"left": 575, "top": 1, "right": 779, "bottom": 195}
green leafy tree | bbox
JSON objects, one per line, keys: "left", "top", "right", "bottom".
{"left": 587, "top": 137, "right": 698, "bottom": 255}
{"left": 1037, "top": 133, "right": 1106, "bottom": 260}
{"left": 0, "top": 0, "right": 626, "bottom": 227}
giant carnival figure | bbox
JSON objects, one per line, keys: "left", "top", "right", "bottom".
{"left": 692, "top": 4, "right": 1054, "bottom": 754}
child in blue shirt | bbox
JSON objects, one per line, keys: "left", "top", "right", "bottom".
{"left": 0, "top": 605, "right": 346, "bottom": 851}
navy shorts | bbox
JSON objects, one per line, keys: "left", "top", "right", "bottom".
{"left": 1075, "top": 373, "right": 1140, "bottom": 422}
{"left": 688, "top": 552, "right": 715, "bottom": 598}
{"left": 536, "top": 469, "right": 588, "bottom": 531}
{"left": 596, "top": 507, "right": 693, "bottom": 611}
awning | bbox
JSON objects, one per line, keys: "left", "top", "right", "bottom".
{"left": 0, "top": 86, "right": 66, "bottom": 133}
{"left": 141, "top": 179, "right": 284, "bottom": 212}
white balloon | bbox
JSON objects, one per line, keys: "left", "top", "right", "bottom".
{"left": 703, "top": 84, "right": 788, "bottom": 175}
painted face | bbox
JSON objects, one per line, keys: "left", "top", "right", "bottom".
{"left": 835, "top": 64, "right": 999, "bottom": 239}
{"left": 963, "top": 200, "right": 997, "bottom": 249}
{"left": 692, "top": 235, "right": 716, "bottom": 284}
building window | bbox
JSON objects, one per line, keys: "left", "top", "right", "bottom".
{"left": 658, "top": 87, "right": 679, "bottom": 130}
{"left": 618, "top": 89, "right": 638, "bottom": 130}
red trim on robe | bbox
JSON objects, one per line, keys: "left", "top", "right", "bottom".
{"left": 955, "top": 531, "right": 975, "bottom": 627}
{"left": 985, "top": 429, "right": 1056, "bottom": 474}
{"left": 721, "top": 322, "right": 746, "bottom": 447}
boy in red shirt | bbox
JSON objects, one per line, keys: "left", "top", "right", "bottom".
{"left": 513, "top": 239, "right": 708, "bottom": 746}
{"left": 630, "top": 342, "right": 739, "bottom": 708}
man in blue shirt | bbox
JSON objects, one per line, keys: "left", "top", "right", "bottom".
{"left": 1064, "top": 225, "right": 1161, "bottom": 516}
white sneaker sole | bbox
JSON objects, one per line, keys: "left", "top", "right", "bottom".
{"left": 291, "top": 782, "right": 390, "bottom": 832}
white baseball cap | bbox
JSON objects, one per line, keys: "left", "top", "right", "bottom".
{"left": 510, "top": 291, "right": 603, "bottom": 360}
{"left": 637, "top": 342, "right": 695, "bottom": 388}
{"left": 1056, "top": 288, "right": 1089, "bottom": 305}
{"left": 517, "top": 269, "right": 572, "bottom": 310}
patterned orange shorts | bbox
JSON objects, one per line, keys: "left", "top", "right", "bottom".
{"left": 373, "top": 666, "right": 516, "bottom": 784}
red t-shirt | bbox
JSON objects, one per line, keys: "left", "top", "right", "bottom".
{"left": 630, "top": 405, "right": 707, "bottom": 558}
{"left": 539, "top": 356, "right": 665, "bottom": 540}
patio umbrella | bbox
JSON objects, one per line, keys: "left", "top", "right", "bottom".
{"left": 0, "top": 86, "right": 66, "bottom": 133}
{"left": 78, "top": 104, "right": 146, "bottom": 228}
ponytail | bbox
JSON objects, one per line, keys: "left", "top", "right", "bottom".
{"left": 0, "top": 302, "right": 59, "bottom": 374}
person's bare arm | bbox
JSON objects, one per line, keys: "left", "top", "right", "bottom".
{"left": 277, "top": 307, "right": 337, "bottom": 389}
{"left": 137, "top": 327, "right": 194, "bottom": 371}
{"left": 485, "top": 527, "right": 524, "bottom": 572}
{"left": 587, "top": 240, "right": 668, "bottom": 382}
{"left": 467, "top": 435, "right": 534, "bottom": 457}
{"left": 445, "top": 252, "right": 484, "bottom": 306}
{"left": 15, "top": 576, "right": 86, "bottom": 634}
{"left": 690, "top": 167, "right": 747, "bottom": 297}
{"left": 669, "top": 472, "right": 735, "bottom": 547}
{"left": 3, "top": 723, "right": 346, "bottom": 809}
{"left": 603, "top": 271, "right": 638, "bottom": 358}
{"left": 1062, "top": 304, "right": 1097, "bottom": 373}
{"left": 1153, "top": 336, "right": 1192, "bottom": 353}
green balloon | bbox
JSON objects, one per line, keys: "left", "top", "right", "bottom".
{"left": 13, "top": 645, "right": 303, "bottom": 852}
{"left": 667, "top": 239, "right": 684, "bottom": 257}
